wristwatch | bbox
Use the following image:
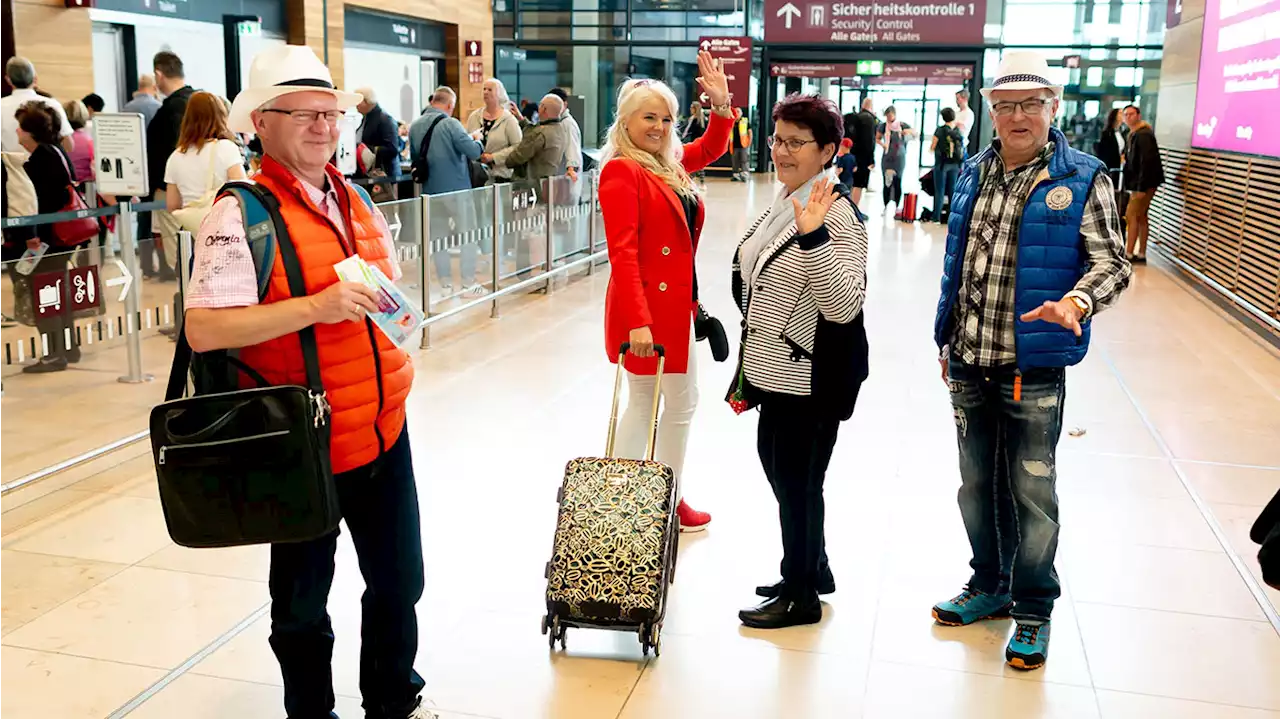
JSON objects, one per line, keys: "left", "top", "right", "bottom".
{"left": 1067, "top": 295, "right": 1090, "bottom": 318}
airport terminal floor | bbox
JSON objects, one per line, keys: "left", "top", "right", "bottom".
{"left": 3, "top": 177, "right": 1280, "bottom": 719}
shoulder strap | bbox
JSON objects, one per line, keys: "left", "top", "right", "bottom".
{"left": 412, "top": 114, "right": 448, "bottom": 181}
{"left": 258, "top": 184, "right": 326, "bottom": 398}
{"left": 349, "top": 182, "right": 375, "bottom": 212}
{"left": 217, "top": 182, "right": 278, "bottom": 302}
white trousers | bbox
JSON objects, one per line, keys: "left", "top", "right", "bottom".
{"left": 615, "top": 332, "right": 698, "bottom": 488}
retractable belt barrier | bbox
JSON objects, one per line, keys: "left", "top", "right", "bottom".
{"left": 0, "top": 199, "right": 166, "bottom": 228}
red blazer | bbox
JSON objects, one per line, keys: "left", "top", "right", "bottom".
{"left": 600, "top": 112, "right": 734, "bottom": 375}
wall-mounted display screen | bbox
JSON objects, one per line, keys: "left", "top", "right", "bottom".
{"left": 1191, "top": 0, "right": 1280, "bottom": 157}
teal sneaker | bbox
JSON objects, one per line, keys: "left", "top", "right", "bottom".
{"left": 931, "top": 588, "right": 1013, "bottom": 626}
{"left": 1005, "top": 620, "right": 1050, "bottom": 670}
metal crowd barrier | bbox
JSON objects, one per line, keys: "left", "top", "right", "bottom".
{"left": 1, "top": 172, "right": 607, "bottom": 494}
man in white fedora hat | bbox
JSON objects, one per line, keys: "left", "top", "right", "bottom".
{"left": 184, "top": 45, "right": 433, "bottom": 719}
{"left": 930, "top": 50, "right": 1131, "bottom": 671}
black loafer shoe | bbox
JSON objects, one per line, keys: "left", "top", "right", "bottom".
{"left": 739, "top": 596, "right": 823, "bottom": 629}
{"left": 756, "top": 574, "right": 836, "bottom": 599}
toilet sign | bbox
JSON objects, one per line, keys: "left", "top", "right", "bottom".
{"left": 465, "top": 40, "right": 483, "bottom": 57}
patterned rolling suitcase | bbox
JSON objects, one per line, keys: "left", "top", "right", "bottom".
{"left": 542, "top": 342, "right": 679, "bottom": 658}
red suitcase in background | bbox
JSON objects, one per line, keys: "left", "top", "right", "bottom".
{"left": 896, "top": 193, "right": 918, "bottom": 222}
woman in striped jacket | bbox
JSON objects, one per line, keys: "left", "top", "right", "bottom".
{"left": 730, "top": 94, "right": 870, "bottom": 630}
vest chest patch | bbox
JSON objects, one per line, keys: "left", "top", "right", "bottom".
{"left": 1045, "top": 186, "right": 1073, "bottom": 211}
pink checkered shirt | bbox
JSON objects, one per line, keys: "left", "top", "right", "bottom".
{"left": 186, "top": 177, "right": 401, "bottom": 310}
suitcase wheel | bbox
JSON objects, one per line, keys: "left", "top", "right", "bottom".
{"left": 546, "top": 614, "right": 566, "bottom": 650}
{"left": 639, "top": 623, "right": 661, "bottom": 658}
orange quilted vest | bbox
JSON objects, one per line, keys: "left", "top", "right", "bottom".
{"left": 237, "top": 156, "right": 414, "bottom": 474}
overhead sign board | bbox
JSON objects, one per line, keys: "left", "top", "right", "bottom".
{"left": 770, "top": 62, "right": 861, "bottom": 78}
{"left": 870, "top": 63, "right": 974, "bottom": 84}
{"left": 91, "top": 113, "right": 149, "bottom": 197}
{"left": 697, "top": 37, "right": 754, "bottom": 106}
{"left": 765, "top": 0, "right": 987, "bottom": 45}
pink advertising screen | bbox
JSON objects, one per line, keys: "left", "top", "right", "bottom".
{"left": 1191, "top": 0, "right": 1280, "bottom": 157}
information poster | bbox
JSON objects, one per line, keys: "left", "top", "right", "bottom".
{"left": 91, "top": 113, "right": 149, "bottom": 196}
{"left": 764, "top": 0, "right": 986, "bottom": 45}
{"left": 1192, "top": 0, "right": 1280, "bottom": 157}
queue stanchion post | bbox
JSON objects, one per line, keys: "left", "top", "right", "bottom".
{"left": 544, "top": 177, "right": 555, "bottom": 294}
{"left": 491, "top": 184, "right": 501, "bottom": 319}
{"left": 116, "top": 202, "right": 153, "bottom": 384}
{"left": 419, "top": 190, "right": 432, "bottom": 350}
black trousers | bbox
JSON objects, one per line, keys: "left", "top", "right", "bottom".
{"left": 268, "top": 428, "right": 426, "bottom": 719}
{"left": 757, "top": 398, "right": 842, "bottom": 600}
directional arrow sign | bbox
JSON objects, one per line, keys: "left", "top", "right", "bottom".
{"left": 777, "top": 2, "right": 800, "bottom": 29}
{"left": 105, "top": 257, "right": 133, "bottom": 302}
{"left": 700, "top": 39, "right": 711, "bottom": 50}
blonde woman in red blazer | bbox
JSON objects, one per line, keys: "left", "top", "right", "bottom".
{"left": 599, "top": 50, "right": 734, "bottom": 532}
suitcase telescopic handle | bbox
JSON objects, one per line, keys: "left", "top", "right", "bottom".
{"left": 604, "top": 342, "right": 667, "bottom": 460}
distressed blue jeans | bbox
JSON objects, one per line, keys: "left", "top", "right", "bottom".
{"left": 948, "top": 359, "right": 1065, "bottom": 621}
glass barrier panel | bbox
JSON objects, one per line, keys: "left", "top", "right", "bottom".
{"left": 0, "top": 208, "right": 170, "bottom": 478}
{"left": 547, "top": 174, "right": 593, "bottom": 267}
{"left": 374, "top": 197, "right": 426, "bottom": 316}
{"left": 426, "top": 186, "right": 496, "bottom": 304}
{"left": 495, "top": 179, "right": 549, "bottom": 290}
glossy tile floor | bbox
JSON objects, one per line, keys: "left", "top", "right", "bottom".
{"left": 3, "top": 176, "right": 1279, "bottom": 719}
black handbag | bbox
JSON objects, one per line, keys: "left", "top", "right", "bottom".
{"left": 469, "top": 158, "right": 490, "bottom": 188}
{"left": 149, "top": 222, "right": 339, "bottom": 549}
{"left": 694, "top": 303, "right": 729, "bottom": 362}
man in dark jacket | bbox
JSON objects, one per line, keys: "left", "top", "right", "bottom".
{"left": 354, "top": 87, "right": 401, "bottom": 181}
{"left": 850, "top": 98, "right": 877, "bottom": 220}
{"left": 1121, "top": 105, "right": 1163, "bottom": 263}
{"left": 144, "top": 50, "right": 194, "bottom": 281}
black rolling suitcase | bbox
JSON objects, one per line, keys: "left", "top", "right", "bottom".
{"left": 542, "top": 343, "right": 679, "bottom": 657}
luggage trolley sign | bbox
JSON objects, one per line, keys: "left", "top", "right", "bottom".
{"left": 91, "top": 113, "right": 150, "bottom": 197}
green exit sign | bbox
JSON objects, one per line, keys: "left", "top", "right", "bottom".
{"left": 236, "top": 20, "right": 261, "bottom": 36}
{"left": 856, "top": 60, "right": 884, "bottom": 76}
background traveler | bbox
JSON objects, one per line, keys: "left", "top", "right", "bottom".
{"left": 548, "top": 87, "right": 583, "bottom": 179}
{"left": 835, "top": 138, "right": 855, "bottom": 188}
{"left": 81, "top": 93, "right": 105, "bottom": 118}
{"left": 932, "top": 50, "right": 1131, "bottom": 673}
{"left": 732, "top": 93, "right": 869, "bottom": 630}
{"left": 62, "top": 99, "right": 94, "bottom": 183}
{"left": 683, "top": 101, "right": 708, "bottom": 183}
{"left": 163, "top": 91, "right": 247, "bottom": 222}
{"left": 1121, "top": 104, "right": 1163, "bottom": 263}
{"left": 184, "top": 44, "right": 432, "bottom": 719}
{"left": 13, "top": 102, "right": 82, "bottom": 373}
{"left": 354, "top": 87, "right": 402, "bottom": 181}
{"left": 929, "top": 107, "right": 964, "bottom": 223}
{"left": 1, "top": 57, "right": 73, "bottom": 153}
{"left": 410, "top": 86, "right": 484, "bottom": 294}
{"left": 876, "top": 106, "right": 914, "bottom": 214}
{"left": 122, "top": 75, "right": 163, "bottom": 127}
{"left": 954, "top": 89, "right": 976, "bottom": 153}
{"left": 730, "top": 108, "right": 751, "bottom": 181}
{"left": 146, "top": 50, "right": 195, "bottom": 283}
{"left": 465, "top": 78, "right": 522, "bottom": 184}
{"left": 849, "top": 98, "right": 877, "bottom": 220}
{"left": 598, "top": 52, "right": 733, "bottom": 533}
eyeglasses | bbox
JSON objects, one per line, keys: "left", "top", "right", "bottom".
{"left": 991, "top": 98, "right": 1052, "bottom": 117}
{"left": 767, "top": 136, "right": 817, "bottom": 154}
{"left": 261, "top": 108, "right": 345, "bottom": 126}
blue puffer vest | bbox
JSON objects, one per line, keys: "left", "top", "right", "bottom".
{"left": 934, "top": 127, "right": 1104, "bottom": 371}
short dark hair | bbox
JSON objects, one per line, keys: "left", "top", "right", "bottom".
{"left": 941, "top": 107, "right": 956, "bottom": 122}
{"left": 82, "top": 93, "right": 105, "bottom": 113}
{"left": 1123, "top": 104, "right": 1141, "bottom": 116}
{"left": 153, "top": 51, "right": 184, "bottom": 79}
{"left": 15, "top": 101, "right": 61, "bottom": 145}
{"left": 772, "top": 93, "right": 843, "bottom": 167}
{"left": 548, "top": 87, "right": 569, "bottom": 102}
{"left": 884, "top": 105, "right": 897, "bottom": 117}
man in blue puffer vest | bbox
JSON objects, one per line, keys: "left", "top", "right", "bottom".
{"left": 930, "top": 51, "right": 1132, "bottom": 672}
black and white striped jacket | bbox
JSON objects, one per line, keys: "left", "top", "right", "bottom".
{"left": 731, "top": 188, "right": 870, "bottom": 410}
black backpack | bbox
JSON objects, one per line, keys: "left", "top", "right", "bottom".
{"left": 410, "top": 114, "right": 447, "bottom": 185}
